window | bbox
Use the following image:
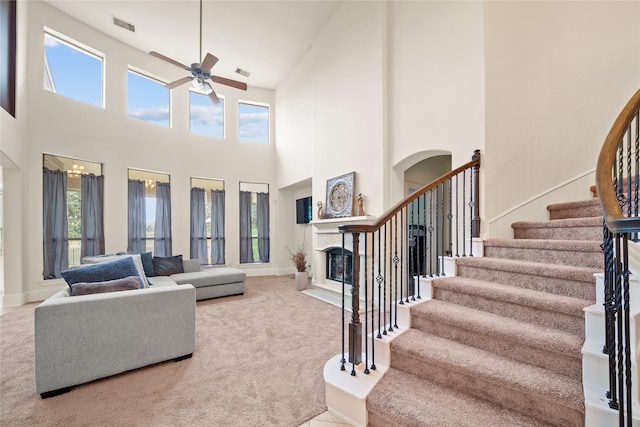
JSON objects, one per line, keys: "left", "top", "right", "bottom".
{"left": 239, "top": 101, "right": 269, "bottom": 144}
{"left": 1, "top": 0, "right": 16, "bottom": 117}
{"left": 190, "top": 178, "right": 225, "bottom": 265}
{"left": 190, "top": 91, "right": 224, "bottom": 138}
{"left": 43, "top": 154, "right": 104, "bottom": 278}
{"left": 128, "top": 69, "right": 170, "bottom": 127}
{"left": 127, "top": 169, "right": 171, "bottom": 256}
{"left": 43, "top": 31, "right": 104, "bottom": 108}
{"left": 239, "top": 182, "right": 270, "bottom": 263}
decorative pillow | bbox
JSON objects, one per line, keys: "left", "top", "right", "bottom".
{"left": 153, "top": 255, "right": 184, "bottom": 276}
{"left": 141, "top": 252, "right": 155, "bottom": 277}
{"left": 81, "top": 253, "right": 150, "bottom": 288}
{"left": 61, "top": 257, "right": 144, "bottom": 289}
{"left": 70, "top": 276, "right": 141, "bottom": 296}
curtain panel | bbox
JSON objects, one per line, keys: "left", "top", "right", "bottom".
{"left": 190, "top": 187, "right": 207, "bottom": 263}
{"left": 80, "top": 173, "right": 105, "bottom": 259}
{"left": 127, "top": 179, "right": 146, "bottom": 254}
{"left": 257, "top": 192, "right": 270, "bottom": 262}
{"left": 154, "top": 182, "right": 172, "bottom": 257}
{"left": 239, "top": 190, "right": 254, "bottom": 263}
{"left": 43, "top": 168, "right": 69, "bottom": 278}
{"left": 210, "top": 189, "right": 225, "bottom": 265}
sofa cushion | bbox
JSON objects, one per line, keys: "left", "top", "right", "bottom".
{"left": 81, "top": 253, "right": 150, "bottom": 288}
{"left": 170, "top": 267, "right": 246, "bottom": 288}
{"left": 61, "top": 257, "right": 144, "bottom": 288}
{"left": 147, "top": 276, "right": 178, "bottom": 287}
{"left": 70, "top": 276, "right": 141, "bottom": 296}
{"left": 141, "top": 252, "right": 155, "bottom": 277}
{"left": 182, "top": 258, "right": 201, "bottom": 273}
{"left": 153, "top": 255, "right": 184, "bottom": 276}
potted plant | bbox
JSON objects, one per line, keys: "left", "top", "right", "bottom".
{"left": 288, "top": 247, "right": 310, "bottom": 291}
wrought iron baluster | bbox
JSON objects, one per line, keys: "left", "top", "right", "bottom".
{"left": 364, "top": 233, "right": 370, "bottom": 375}
{"left": 469, "top": 165, "right": 475, "bottom": 257}
{"left": 435, "top": 184, "right": 440, "bottom": 276}
{"left": 370, "top": 230, "right": 377, "bottom": 371}
{"left": 393, "top": 215, "right": 399, "bottom": 329}
{"left": 440, "top": 182, "right": 445, "bottom": 275}
{"left": 455, "top": 174, "right": 460, "bottom": 257}
{"left": 428, "top": 189, "right": 433, "bottom": 277}
{"left": 462, "top": 170, "right": 467, "bottom": 256}
{"left": 376, "top": 230, "right": 382, "bottom": 339}
{"left": 447, "top": 178, "right": 453, "bottom": 260}
{"left": 400, "top": 208, "right": 405, "bottom": 305}
{"left": 340, "top": 233, "right": 346, "bottom": 371}
{"left": 388, "top": 220, "right": 395, "bottom": 333}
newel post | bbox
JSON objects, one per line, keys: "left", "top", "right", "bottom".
{"left": 471, "top": 149, "right": 481, "bottom": 238}
{"left": 349, "top": 232, "right": 362, "bottom": 371}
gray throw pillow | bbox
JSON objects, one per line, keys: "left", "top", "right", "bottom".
{"left": 61, "top": 257, "right": 144, "bottom": 288}
{"left": 153, "top": 255, "right": 184, "bottom": 276}
{"left": 70, "top": 276, "right": 141, "bottom": 296}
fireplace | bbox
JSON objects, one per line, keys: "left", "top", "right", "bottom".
{"left": 326, "top": 248, "right": 353, "bottom": 285}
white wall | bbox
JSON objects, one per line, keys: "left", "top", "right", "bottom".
{"left": 13, "top": 1, "right": 278, "bottom": 303}
{"left": 484, "top": 1, "right": 640, "bottom": 238}
{"left": 388, "top": 0, "right": 485, "bottom": 204}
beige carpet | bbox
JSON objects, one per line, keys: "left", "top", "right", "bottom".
{"left": 0, "top": 276, "right": 342, "bottom": 427}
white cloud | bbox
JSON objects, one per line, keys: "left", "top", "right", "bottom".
{"left": 44, "top": 34, "right": 60, "bottom": 48}
{"left": 128, "top": 106, "right": 170, "bottom": 122}
{"left": 190, "top": 104, "right": 224, "bottom": 127}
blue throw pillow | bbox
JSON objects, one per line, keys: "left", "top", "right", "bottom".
{"left": 141, "top": 252, "right": 155, "bottom": 277}
{"left": 61, "top": 257, "right": 144, "bottom": 289}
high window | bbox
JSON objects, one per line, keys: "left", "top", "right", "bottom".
{"left": 1, "top": 0, "right": 16, "bottom": 117}
{"left": 42, "top": 154, "right": 104, "bottom": 278}
{"left": 190, "top": 91, "right": 224, "bottom": 138}
{"left": 43, "top": 31, "right": 104, "bottom": 108}
{"left": 190, "top": 178, "right": 225, "bottom": 265}
{"left": 239, "top": 101, "right": 269, "bottom": 144}
{"left": 128, "top": 69, "right": 170, "bottom": 127}
{"left": 239, "top": 182, "right": 270, "bottom": 263}
{"left": 127, "top": 169, "right": 172, "bottom": 256}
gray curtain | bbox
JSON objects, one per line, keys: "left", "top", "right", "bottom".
{"left": 190, "top": 187, "right": 207, "bottom": 263}
{"left": 210, "top": 189, "right": 225, "bottom": 265}
{"left": 154, "top": 181, "right": 172, "bottom": 257}
{"left": 127, "top": 179, "right": 146, "bottom": 254}
{"left": 239, "top": 190, "right": 254, "bottom": 263}
{"left": 81, "top": 173, "right": 105, "bottom": 258}
{"left": 257, "top": 192, "right": 270, "bottom": 262}
{"left": 43, "top": 168, "right": 68, "bottom": 278}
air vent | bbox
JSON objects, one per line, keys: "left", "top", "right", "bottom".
{"left": 112, "top": 16, "right": 135, "bottom": 33}
{"left": 235, "top": 67, "right": 250, "bottom": 78}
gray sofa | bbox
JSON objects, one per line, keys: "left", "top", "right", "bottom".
{"left": 156, "top": 259, "right": 246, "bottom": 301}
{"left": 35, "top": 284, "right": 196, "bottom": 398}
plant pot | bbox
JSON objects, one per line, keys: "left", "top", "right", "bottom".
{"left": 295, "top": 272, "right": 307, "bottom": 291}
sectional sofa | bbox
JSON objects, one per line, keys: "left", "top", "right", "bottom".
{"left": 34, "top": 255, "right": 246, "bottom": 398}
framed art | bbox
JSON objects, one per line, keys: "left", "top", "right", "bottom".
{"left": 325, "top": 172, "right": 355, "bottom": 218}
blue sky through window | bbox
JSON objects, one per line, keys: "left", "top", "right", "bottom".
{"left": 44, "top": 33, "right": 103, "bottom": 107}
{"left": 190, "top": 91, "right": 224, "bottom": 138}
{"left": 128, "top": 70, "right": 170, "bottom": 127}
{"left": 239, "top": 102, "right": 269, "bottom": 144}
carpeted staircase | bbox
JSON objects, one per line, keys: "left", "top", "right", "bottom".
{"left": 366, "top": 197, "right": 603, "bottom": 426}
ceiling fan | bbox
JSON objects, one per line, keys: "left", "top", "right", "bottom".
{"left": 149, "top": 0, "right": 247, "bottom": 104}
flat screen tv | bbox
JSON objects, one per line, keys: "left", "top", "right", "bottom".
{"left": 296, "top": 196, "right": 312, "bottom": 224}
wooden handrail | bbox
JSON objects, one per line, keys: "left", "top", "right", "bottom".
{"left": 596, "top": 88, "right": 640, "bottom": 234}
{"left": 340, "top": 150, "right": 480, "bottom": 234}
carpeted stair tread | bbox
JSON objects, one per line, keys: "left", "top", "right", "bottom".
{"left": 511, "top": 216, "right": 602, "bottom": 240}
{"left": 410, "top": 299, "right": 583, "bottom": 358}
{"left": 483, "top": 238, "right": 603, "bottom": 269}
{"left": 430, "top": 276, "right": 591, "bottom": 318}
{"left": 391, "top": 330, "right": 584, "bottom": 413}
{"left": 547, "top": 198, "right": 602, "bottom": 220}
{"left": 455, "top": 256, "right": 599, "bottom": 286}
{"left": 367, "top": 367, "right": 550, "bottom": 427}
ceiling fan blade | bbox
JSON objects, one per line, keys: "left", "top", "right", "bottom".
{"left": 199, "top": 53, "right": 219, "bottom": 73}
{"left": 205, "top": 82, "right": 221, "bottom": 104}
{"left": 149, "top": 51, "right": 191, "bottom": 71}
{"left": 211, "top": 76, "right": 248, "bottom": 91}
{"left": 165, "top": 76, "right": 193, "bottom": 90}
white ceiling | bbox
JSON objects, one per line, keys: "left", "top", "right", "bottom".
{"left": 42, "top": 0, "right": 342, "bottom": 89}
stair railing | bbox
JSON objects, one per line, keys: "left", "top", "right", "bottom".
{"left": 596, "top": 88, "right": 640, "bottom": 426}
{"left": 338, "top": 150, "right": 480, "bottom": 375}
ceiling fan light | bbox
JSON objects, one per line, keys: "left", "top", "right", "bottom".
{"left": 191, "top": 77, "right": 204, "bottom": 91}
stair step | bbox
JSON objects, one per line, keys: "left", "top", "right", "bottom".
{"left": 483, "top": 238, "right": 603, "bottom": 269}
{"left": 431, "top": 276, "right": 591, "bottom": 336}
{"left": 367, "top": 367, "right": 549, "bottom": 427}
{"left": 390, "top": 330, "right": 585, "bottom": 426}
{"left": 547, "top": 198, "right": 602, "bottom": 220}
{"left": 512, "top": 216, "right": 602, "bottom": 241}
{"left": 454, "top": 256, "right": 598, "bottom": 301}
{"left": 410, "top": 299, "right": 583, "bottom": 379}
